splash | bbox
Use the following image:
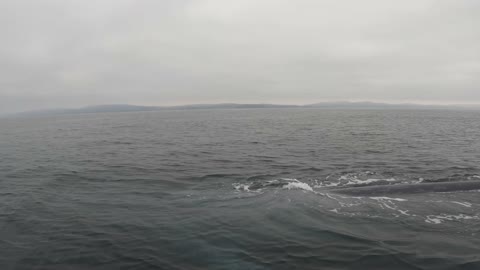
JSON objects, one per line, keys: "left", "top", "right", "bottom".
{"left": 283, "top": 181, "right": 314, "bottom": 192}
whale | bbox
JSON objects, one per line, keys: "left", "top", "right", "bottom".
{"left": 328, "top": 180, "right": 480, "bottom": 196}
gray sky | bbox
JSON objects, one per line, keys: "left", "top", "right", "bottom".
{"left": 1, "top": 0, "right": 480, "bottom": 113}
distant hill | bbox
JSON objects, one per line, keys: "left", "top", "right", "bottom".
{"left": 10, "top": 102, "right": 480, "bottom": 117}
{"left": 170, "top": 103, "right": 298, "bottom": 110}
{"left": 305, "top": 101, "right": 448, "bottom": 109}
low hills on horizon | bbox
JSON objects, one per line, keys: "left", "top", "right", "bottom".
{"left": 10, "top": 101, "right": 480, "bottom": 117}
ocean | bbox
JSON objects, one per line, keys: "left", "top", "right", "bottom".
{"left": 1, "top": 109, "right": 480, "bottom": 269}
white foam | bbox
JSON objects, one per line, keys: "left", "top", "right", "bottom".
{"left": 345, "top": 178, "right": 397, "bottom": 185}
{"left": 233, "top": 183, "right": 251, "bottom": 191}
{"left": 280, "top": 178, "right": 298, "bottom": 181}
{"left": 332, "top": 172, "right": 399, "bottom": 187}
{"left": 425, "top": 217, "right": 442, "bottom": 224}
{"left": 426, "top": 214, "right": 480, "bottom": 224}
{"left": 413, "top": 178, "right": 424, "bottom": 184}
{"left": 315, "top": 175, "right": 397, "bottom": 188}
{"left": 283, "top": 182, "right": 314, "bottom": 192}
{"left": 314, "top": 182, "right": 340, "bottom": 188}
{"left": 451, "top": 201, "right": 472, "bottom": 208}
{"left": 369, "top": 197, "right": 407, "bottom": 202}
{"left": 233, "top": 178, "right": 314, "bottom": 192}
{"left": 398, "top": 210, "right": 412, "bottom": 216}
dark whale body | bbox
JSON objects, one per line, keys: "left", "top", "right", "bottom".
{"left": 329, "top": 180, "right": 480, "bottom": 196}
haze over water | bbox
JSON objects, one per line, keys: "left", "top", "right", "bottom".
{"left": 1, "top": 108, "right": 480, "bottom": 269}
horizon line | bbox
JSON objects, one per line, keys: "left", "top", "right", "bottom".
{"left": 4, "top": 100, "right": 480, "bottom": 116}
{"left": 78, "top": 100, "right": 480, "bottom": 108}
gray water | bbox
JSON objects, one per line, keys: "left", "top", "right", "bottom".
{"left": 1, "top": 109, "right": 480, "bottom": 269}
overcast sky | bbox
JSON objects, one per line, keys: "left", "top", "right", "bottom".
{"left": 1, "top": 0, "right": 480, "bottom": 113}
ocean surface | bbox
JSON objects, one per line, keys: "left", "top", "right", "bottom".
{"left": 1, "top": 109, "right": 480, "bottom": 270}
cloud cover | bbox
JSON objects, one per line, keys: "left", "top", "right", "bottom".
{"left": 1, "top": 0, "right": 480, "bottom": 113}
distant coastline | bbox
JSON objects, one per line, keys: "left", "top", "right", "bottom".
{"left": 8, "top": 102, "right": 480, "bottom": 117}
